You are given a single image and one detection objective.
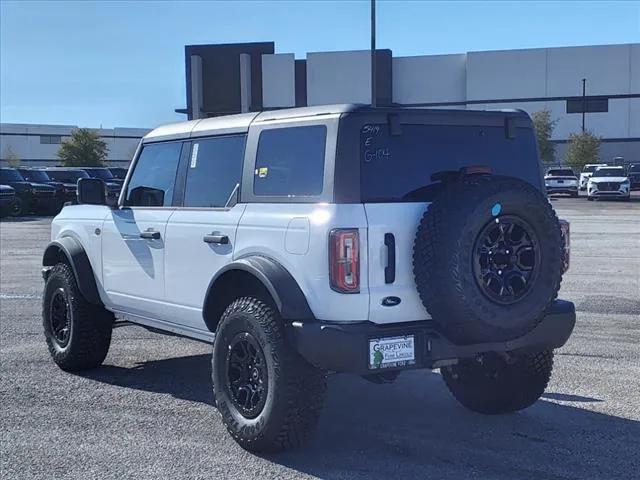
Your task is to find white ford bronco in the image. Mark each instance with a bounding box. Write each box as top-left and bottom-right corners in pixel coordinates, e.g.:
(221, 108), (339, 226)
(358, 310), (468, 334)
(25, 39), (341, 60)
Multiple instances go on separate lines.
(42, 105), (575, 452)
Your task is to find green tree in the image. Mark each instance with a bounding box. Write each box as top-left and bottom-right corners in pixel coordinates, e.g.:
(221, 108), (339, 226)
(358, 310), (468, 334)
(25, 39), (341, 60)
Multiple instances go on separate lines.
(531, 109), (557, 164)
(3, 145), (21, 167)
(57, 128), (108, 167)
(565, 130), (601, 171)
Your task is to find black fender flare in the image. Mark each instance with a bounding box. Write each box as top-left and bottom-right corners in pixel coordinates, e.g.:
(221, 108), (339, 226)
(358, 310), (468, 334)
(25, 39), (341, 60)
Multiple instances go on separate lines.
(42, 237), (102, 305)
(203, 256), (315, 329)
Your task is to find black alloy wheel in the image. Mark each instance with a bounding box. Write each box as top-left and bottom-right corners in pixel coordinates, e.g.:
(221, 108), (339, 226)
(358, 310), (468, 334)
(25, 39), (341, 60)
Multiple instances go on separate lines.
(49, 287), (71, 347)
(226, 332), (268, 419)
(473, 215), (540, 305)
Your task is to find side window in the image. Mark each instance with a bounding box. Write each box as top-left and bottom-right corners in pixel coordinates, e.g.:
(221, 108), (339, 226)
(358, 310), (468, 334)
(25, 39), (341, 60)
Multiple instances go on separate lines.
(125, 142), (182, 207)
(254, 125), (326, 196)
(183, 136), (245, 208)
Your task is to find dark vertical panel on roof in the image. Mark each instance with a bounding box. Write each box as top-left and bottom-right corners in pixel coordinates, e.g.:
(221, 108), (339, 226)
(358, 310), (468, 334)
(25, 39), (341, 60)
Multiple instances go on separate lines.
(375, 49), (393, 107)
(295, 60), (308, 107)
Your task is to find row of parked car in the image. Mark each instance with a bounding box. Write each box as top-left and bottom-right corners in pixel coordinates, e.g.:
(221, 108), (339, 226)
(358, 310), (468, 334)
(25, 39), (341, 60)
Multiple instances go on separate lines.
(544, 163), (639, 201)
(0, 166), (127, 217)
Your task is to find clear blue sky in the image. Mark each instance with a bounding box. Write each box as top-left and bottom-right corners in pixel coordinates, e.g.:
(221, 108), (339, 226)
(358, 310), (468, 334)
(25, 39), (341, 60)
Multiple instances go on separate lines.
(1, 0), (639, 128)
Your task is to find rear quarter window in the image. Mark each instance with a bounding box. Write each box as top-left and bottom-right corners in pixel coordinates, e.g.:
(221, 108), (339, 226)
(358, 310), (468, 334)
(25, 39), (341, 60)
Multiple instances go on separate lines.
(360, 123), (541, 202)
(254, 125), (326, 197)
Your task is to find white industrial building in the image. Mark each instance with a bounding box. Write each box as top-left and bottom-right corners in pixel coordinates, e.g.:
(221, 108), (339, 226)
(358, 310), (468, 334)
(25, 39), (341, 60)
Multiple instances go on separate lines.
(0, 124), (149, 167)
(2, 42), (637, 167)
(182, 42), (639, 163)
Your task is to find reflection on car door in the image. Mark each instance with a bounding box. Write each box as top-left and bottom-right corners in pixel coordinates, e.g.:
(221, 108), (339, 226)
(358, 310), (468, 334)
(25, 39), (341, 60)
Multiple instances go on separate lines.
(101, 140), (184, 320)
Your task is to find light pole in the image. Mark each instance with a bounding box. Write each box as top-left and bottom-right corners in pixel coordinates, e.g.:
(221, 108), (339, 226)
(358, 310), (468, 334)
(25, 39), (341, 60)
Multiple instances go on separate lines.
(581, 78), (586, 132)
(371, 0), (377, 108)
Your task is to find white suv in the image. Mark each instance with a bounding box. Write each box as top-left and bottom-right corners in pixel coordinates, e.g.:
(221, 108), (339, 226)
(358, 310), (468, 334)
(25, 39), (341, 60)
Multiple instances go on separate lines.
(41, 105), (575, 452)
(586, 166), (631, 201)
(579, 163), (608, 190)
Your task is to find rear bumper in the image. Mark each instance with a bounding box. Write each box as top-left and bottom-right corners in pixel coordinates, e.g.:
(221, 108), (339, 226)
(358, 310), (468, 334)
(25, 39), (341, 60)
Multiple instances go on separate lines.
(546, 186), (578, 195)
(287, 300), (576, 374)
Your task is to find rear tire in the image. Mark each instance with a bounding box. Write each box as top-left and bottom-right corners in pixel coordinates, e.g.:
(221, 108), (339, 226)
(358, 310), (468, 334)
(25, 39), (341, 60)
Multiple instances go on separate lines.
(212, 297), (326, 452)
(441, 350), (553, 414)
(42, 263), (113, 371)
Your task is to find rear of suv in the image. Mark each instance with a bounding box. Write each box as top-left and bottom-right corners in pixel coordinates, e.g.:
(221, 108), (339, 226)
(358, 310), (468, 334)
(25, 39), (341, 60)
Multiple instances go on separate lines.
(41, 105), (575, 452)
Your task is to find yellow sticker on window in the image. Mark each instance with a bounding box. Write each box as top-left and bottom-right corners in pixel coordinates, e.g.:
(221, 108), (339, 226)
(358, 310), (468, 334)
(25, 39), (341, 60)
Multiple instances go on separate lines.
(258, 167), (268, 178)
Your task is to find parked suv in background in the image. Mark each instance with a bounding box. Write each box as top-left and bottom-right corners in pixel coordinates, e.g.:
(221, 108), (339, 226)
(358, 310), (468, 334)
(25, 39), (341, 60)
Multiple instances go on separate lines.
(0, 184), (17, 217)
(18, 168), (69, 209)
(43, 168), (87, 204)
(587, 166), (631, 201)
(544, 168), (578, 197)
(107, 167), (128, 181)
(0, 168), (58, 216)
(41, 105), (575, 452)
(579, 163), (608, 190)
(627, 164), (640, 190)
(79, 167), (122, 204)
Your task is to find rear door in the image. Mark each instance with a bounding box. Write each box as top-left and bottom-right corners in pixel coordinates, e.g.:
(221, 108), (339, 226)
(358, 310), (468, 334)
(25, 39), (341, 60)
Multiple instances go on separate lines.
(101, 140), (184, 320)
(360, 120), (540, 323)
(163, 135), (247, 330)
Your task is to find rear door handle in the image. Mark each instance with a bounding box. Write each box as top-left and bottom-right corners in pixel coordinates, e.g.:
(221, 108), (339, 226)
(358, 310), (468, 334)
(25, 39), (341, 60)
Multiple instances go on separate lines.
(203, 233), (229, 245)
(384, 233), (396, 284)
(139, 229), (160, 240)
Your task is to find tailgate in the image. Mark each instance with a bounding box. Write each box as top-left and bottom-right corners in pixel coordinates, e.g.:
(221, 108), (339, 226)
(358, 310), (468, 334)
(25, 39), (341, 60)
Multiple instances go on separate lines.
(364, 203), (430, 324)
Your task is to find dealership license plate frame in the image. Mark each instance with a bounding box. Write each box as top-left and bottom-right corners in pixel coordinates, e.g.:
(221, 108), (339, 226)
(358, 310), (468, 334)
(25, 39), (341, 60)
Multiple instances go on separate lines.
(368, 335), (416, 370)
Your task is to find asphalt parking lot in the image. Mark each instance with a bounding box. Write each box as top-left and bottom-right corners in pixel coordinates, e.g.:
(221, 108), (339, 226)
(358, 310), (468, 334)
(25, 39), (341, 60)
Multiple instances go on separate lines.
(1, 193), (639, 480)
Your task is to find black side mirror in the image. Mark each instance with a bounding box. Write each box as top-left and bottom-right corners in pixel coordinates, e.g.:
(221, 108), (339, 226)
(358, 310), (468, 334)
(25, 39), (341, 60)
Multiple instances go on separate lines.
(77, 178), (106, 205)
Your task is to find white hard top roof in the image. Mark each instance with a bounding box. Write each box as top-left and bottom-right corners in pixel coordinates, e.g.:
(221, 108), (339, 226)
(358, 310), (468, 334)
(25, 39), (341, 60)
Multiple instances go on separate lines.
(143, 104), (362, 143)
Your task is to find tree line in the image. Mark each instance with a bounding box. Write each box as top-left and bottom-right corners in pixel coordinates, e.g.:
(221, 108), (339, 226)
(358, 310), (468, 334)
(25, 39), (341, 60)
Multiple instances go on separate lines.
(532, 109), (601, 170)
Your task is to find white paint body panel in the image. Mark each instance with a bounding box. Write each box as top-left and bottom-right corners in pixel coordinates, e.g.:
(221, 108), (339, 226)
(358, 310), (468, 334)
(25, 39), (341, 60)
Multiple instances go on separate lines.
(50, 204), (112, 302)
(163, 204), (247, 330)
(235, 203), (370, 322)
(364, 203), (431, 323)
(101, 208), (175, 320)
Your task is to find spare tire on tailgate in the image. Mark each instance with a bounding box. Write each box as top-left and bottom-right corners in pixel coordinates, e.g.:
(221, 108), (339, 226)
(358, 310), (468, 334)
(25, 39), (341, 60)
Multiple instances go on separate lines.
(413, 174), (563, 345)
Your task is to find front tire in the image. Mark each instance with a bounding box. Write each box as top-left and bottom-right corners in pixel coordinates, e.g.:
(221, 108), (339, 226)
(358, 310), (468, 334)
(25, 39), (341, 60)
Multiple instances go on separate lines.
(441, 350), (553, 414)
(11, 197), (24, 216)
(212, 297), (326, 452)
(42, 263), (113, 371)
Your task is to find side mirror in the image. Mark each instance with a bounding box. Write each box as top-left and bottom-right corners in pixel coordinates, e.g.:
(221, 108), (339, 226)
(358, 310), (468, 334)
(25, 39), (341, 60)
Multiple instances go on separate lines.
(77, 178), (107, 205)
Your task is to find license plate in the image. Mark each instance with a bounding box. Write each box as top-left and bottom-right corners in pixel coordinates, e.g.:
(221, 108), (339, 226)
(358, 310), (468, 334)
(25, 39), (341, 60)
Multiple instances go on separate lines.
(557, 180), (564, 183)
(369, 335), (415, 370)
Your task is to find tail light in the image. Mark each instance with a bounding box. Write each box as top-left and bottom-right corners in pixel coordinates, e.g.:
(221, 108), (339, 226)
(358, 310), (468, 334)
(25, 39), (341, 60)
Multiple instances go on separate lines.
(559, 219), (570, 273)
(329, 229), (360, 293)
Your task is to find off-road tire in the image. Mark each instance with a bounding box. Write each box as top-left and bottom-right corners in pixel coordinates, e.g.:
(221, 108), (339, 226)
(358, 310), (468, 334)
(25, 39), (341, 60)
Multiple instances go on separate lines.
(43, 263), (113, 371)
(11, 197), (24, 216)
(413, 175), (564, 344)
(212, 297), (327, 453)
(441, 350), (554, 414)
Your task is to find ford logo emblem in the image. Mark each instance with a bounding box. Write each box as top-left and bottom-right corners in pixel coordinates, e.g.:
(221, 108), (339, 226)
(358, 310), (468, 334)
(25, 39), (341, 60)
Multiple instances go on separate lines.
(381, 296), (401, 307)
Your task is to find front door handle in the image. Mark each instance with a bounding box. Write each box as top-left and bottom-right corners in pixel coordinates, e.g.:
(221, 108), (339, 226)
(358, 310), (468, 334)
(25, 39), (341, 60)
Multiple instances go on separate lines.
(203, 233), (229, 245)
(140, 229), (160, 240)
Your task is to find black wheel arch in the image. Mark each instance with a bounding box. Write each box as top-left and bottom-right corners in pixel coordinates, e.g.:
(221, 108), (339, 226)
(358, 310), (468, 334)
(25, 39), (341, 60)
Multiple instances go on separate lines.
(43, 237), (102, 305)
(202, 256), (314, 333)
